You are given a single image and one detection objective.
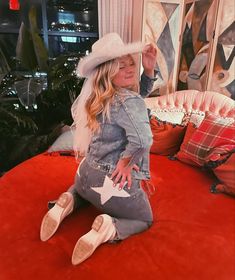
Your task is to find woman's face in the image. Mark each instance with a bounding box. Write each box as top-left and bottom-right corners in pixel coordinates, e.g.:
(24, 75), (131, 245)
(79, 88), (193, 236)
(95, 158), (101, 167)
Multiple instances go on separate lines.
(112, 55), (137, 88)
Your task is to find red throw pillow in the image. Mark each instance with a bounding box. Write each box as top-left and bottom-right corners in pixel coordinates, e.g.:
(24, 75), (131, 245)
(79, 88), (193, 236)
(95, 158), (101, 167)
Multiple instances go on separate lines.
(150, 117), (186, 156)
(213, 153), (235, 196)
(176, 112), (235, 166)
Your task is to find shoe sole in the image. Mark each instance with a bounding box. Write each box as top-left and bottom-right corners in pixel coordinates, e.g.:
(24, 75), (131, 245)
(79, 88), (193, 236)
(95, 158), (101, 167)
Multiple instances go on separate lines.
(40, 193), (73, 241)
(71, 215), (104, 265)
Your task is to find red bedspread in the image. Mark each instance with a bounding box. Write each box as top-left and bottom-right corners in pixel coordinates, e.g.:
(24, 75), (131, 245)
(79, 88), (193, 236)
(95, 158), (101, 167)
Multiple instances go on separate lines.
(0, 153), (234, 280)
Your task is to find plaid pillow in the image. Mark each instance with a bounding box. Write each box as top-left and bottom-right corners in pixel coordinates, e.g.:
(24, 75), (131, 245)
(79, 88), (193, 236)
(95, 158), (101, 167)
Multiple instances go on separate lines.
(177, 112), (235, 166)
(176, 113), (205, 166)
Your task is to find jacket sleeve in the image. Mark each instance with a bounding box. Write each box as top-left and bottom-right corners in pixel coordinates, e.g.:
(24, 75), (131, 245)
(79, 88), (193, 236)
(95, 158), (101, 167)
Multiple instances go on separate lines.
(139, 72), (157, 98)
(116, 96), (153, 165)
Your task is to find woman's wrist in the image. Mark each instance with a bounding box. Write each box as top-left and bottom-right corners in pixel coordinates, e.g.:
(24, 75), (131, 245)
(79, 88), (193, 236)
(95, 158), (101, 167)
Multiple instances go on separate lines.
(143, 69), (154, 78)
(119, 157), (131, 167)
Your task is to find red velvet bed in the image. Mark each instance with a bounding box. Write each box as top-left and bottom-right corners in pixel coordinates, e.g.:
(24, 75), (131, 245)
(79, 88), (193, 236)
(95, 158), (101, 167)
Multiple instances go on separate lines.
(0, 91), (234, 280)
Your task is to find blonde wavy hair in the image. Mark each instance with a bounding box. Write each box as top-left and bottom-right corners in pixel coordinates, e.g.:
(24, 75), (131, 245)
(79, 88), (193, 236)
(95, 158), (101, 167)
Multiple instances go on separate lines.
(85, 55), (138, 132)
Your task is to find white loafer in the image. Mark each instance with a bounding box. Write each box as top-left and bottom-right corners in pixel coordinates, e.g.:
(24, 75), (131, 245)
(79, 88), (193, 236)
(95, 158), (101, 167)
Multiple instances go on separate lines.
(71, 214), (116, 265)
(40, 192), (74, 241)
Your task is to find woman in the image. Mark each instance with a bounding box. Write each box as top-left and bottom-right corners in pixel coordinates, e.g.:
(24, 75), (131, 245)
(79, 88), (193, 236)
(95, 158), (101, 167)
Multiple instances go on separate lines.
(40, 33), (157, 265)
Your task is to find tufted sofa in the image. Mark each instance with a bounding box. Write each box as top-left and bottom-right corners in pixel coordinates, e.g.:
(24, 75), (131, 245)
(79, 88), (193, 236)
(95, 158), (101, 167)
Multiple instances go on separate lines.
(0, 90), (234, 280)
(145, 89), (235, 194)
(145, 90), (234, 118)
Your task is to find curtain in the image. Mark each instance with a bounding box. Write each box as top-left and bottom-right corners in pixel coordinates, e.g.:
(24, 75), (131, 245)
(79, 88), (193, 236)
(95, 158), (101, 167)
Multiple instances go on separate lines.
(98, 0), (142, 43)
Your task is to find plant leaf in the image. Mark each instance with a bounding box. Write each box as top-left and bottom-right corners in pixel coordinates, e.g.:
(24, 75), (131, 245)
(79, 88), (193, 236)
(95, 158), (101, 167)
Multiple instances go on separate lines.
(14, 78), (44, 107)
(0, 106), (38, 131)
(16, 22), (38, 71)
(0, 47), (11, 83)
(29, 6), (48, 72)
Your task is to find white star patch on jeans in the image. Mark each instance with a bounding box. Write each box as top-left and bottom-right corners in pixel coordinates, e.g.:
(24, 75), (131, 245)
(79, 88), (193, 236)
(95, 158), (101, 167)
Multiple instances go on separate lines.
(91, 175), (130, 205)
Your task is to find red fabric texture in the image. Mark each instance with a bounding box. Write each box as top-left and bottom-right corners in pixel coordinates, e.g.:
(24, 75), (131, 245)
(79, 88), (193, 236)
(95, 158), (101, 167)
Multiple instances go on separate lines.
(213, 153), (235, 196)
(150, 117), (186, 155)
(176, 122), (198, 166)
(177, 113), (235, 166)
(0, 153), (234, 280)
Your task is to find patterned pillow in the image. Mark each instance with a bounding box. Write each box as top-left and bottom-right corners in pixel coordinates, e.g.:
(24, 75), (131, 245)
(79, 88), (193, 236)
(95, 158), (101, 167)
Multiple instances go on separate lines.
(176, 112), (235, 166)
(150, 109), (186, 125)
(150, 117), (186, 156)
(176, 113), (205, 165)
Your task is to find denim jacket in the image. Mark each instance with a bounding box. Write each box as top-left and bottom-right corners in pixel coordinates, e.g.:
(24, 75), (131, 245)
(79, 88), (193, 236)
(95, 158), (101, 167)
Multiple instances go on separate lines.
(86, 73), (155, 180)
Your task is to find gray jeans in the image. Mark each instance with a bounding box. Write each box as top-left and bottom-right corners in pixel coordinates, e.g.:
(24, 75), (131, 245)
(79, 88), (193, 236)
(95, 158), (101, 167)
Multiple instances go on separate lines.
(68, 158), (153, 241)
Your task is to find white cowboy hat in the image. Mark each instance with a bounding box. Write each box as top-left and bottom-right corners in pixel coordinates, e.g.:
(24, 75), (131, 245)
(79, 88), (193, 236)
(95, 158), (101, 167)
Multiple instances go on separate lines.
(77, 32), (145, 78)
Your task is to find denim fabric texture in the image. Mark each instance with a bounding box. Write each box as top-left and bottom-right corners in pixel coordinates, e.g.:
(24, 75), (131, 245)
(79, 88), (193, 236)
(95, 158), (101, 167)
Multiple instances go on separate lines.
(69, 73), (155, 240)
(74, 158), (153, 240)
(86, 73), (154, 180)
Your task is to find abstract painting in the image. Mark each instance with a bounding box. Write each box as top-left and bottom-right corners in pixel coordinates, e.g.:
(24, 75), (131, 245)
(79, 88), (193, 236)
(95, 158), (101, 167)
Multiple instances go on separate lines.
(142, 0), (182, 95)
(177, 0), (217, 91)
(208, 0), (235, 99)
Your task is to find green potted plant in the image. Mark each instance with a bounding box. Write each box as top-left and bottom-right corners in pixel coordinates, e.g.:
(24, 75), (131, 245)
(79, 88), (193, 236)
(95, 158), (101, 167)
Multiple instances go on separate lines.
(0, 6), (84, 174)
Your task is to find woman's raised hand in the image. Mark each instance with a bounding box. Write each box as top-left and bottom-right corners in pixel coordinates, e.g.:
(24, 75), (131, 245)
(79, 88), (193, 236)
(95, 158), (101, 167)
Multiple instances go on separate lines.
(142, 43), (157, 78)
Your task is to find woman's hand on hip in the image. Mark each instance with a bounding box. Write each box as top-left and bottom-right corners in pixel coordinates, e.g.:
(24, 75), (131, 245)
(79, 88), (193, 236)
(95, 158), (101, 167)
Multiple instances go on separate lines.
(110, 157), (139, 189)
